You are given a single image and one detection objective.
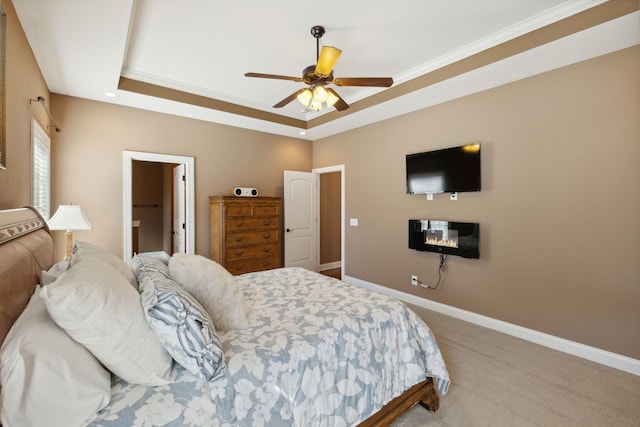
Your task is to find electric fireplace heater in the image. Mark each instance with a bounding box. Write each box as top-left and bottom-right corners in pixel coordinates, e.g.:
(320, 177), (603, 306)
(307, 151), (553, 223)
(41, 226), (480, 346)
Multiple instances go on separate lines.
(409, 219), (479, 259)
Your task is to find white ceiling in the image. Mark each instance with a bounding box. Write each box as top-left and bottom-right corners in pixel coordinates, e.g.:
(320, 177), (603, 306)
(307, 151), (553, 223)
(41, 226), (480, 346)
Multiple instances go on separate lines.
(12, 0), (640, 140)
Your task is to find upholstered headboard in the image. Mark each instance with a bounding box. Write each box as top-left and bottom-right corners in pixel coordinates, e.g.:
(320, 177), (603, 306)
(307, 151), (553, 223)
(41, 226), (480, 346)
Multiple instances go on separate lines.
(0, 207), (54, 346)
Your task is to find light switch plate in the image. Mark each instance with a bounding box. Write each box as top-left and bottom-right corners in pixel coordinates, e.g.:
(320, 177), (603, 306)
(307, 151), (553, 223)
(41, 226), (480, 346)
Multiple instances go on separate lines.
(350, 218), (359, 227)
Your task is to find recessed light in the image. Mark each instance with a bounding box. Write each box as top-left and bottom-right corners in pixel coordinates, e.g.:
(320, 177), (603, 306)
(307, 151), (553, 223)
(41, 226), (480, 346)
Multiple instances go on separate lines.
(105, 92), (117, 97)
(299, 131), (307, 135)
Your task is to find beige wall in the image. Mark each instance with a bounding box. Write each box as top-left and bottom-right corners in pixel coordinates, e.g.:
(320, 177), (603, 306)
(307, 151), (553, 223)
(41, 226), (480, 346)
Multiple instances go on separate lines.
(48, 95), (311, 259)
(313, 45), (640, 359)
(0, 0), (50, 208)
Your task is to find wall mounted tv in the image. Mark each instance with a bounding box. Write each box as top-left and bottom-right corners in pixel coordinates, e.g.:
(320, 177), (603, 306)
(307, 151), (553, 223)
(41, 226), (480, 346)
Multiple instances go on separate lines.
(406, 143), (481, 194)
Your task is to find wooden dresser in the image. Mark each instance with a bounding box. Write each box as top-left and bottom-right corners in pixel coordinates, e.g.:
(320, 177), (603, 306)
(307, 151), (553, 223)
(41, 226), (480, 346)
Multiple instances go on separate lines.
(209, 196), (283, 274)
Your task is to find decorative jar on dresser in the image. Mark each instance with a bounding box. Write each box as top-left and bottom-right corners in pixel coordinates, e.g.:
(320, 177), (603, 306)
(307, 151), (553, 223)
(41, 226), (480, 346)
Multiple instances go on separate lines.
(209, 196), (283, 274)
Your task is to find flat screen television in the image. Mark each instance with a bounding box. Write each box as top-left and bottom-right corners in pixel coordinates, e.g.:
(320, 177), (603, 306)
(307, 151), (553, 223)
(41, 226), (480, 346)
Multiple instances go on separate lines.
(406, 143), (481, 194)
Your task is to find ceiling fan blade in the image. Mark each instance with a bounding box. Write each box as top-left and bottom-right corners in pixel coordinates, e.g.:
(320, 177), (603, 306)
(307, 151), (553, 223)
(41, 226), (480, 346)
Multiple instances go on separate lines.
(273, 90), (304, 108)
(315, 46), (342, 77)
(326, 88), (349, 111)
(333, 77), (393, 87)
(245, 72), (303, 83)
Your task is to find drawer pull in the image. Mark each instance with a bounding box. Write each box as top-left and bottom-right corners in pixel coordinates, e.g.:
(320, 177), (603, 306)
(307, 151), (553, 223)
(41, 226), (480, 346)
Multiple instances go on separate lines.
(263, 260), (272, 266)
(262, 220), (271, 226)
(234, 236), (245, 242)
(261, 247), (271, 253)
(234, 249), (245, 256)
(233, 264), (244, 271)
(234, 221), (245, 227)
(262, 233), (271, 239)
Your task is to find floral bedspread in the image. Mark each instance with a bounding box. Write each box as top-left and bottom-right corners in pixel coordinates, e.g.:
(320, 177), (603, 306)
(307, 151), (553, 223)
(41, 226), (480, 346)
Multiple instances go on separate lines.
(90, 267), (449, 427)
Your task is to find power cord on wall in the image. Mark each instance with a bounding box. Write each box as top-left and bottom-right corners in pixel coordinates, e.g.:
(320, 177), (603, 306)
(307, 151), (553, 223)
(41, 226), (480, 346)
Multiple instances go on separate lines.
(417, 253), (448, 290)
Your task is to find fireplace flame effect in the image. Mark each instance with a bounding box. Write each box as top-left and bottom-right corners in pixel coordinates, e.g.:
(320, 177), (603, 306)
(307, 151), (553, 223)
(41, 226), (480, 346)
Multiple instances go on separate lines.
(425, 237), (458, 248)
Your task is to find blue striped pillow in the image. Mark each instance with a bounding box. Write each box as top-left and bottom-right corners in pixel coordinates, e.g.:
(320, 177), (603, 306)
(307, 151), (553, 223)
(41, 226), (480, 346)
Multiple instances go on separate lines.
(131, 253), (170, 279)
(139, 270), (226, 381)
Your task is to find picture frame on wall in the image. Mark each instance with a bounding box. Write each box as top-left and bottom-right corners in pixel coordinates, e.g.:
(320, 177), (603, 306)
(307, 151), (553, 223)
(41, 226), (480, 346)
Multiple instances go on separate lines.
(0, 5), (6, 170)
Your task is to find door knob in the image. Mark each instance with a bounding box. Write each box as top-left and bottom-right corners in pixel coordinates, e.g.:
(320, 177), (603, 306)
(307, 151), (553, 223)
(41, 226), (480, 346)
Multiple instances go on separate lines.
(286, 228), (293, 232)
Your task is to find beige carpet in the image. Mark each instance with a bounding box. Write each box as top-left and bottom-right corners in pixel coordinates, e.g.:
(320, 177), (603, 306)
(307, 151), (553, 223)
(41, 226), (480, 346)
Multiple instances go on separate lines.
(389, 304), (640, 426)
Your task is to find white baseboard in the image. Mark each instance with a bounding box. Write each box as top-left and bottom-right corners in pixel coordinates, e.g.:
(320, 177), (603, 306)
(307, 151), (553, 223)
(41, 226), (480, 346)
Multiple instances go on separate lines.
(343, 274), (640, 376)
(320, 261), (341, 271)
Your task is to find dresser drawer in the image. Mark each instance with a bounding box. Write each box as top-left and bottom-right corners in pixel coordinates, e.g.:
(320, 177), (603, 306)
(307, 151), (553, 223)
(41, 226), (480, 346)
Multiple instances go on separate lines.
(226, 256), (280, 275)
(226, 230), (279, 246)
(226, 204), (279, 217)
(226, 243), (278, 260)
(225, 216), (279, 231)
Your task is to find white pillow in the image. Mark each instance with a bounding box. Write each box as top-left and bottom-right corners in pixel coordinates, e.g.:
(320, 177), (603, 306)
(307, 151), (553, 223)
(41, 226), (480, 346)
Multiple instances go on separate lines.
(40, 259), (70, 285)
(1, 287), (111, 427)
(41, 257), (172, 386)
(72, 240), (138, 289)
(169, 254), (249, 331)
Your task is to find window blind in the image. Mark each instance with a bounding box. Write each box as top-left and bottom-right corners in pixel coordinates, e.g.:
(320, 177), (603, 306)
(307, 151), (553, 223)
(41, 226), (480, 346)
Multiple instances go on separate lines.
(32, 120), (51, 220)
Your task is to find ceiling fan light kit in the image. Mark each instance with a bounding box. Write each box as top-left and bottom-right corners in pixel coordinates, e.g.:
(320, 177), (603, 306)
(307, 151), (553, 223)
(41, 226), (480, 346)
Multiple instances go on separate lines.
(245, 25), (393, 112)
(297, 85), (339, 111)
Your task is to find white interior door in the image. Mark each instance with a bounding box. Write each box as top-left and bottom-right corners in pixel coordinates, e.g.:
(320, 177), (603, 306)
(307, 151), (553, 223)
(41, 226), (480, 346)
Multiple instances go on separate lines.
(172, 164), (186, 254)
(284, 170), (318, 271)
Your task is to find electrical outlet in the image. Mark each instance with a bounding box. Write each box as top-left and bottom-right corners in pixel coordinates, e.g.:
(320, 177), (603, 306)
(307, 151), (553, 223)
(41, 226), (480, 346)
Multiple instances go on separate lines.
(411, 275), (418, 286)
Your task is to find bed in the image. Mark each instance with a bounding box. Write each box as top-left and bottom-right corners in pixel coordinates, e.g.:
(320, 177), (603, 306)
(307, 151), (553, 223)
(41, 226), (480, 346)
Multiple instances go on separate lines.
(0, 207), (449, 427)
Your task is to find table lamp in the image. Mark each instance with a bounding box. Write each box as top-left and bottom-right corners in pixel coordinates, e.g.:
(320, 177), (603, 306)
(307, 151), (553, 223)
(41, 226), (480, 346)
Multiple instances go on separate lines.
(47, 204), (92, 259)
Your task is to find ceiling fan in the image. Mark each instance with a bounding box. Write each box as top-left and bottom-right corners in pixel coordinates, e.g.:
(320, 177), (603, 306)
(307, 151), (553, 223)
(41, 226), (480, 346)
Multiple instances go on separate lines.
(245, 25), (393, 112)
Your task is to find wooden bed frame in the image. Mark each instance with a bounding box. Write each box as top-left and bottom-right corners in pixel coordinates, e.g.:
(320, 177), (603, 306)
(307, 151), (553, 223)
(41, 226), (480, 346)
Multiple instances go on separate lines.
(357, 377), (439, 426)
(0, 207), (439, 426)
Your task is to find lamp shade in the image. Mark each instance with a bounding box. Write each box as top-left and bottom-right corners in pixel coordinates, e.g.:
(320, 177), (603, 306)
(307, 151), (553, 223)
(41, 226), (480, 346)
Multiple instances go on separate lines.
(296, 88), (313, 106)
(313, 85), (328, 103)
(315, 46), (342, 77)
(326, 90), (339, 107)
(48, 205), (92, 231)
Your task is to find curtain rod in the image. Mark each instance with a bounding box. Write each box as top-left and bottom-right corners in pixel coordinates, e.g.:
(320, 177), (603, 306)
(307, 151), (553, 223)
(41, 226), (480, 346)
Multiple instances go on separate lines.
(29, 96), (61, 132)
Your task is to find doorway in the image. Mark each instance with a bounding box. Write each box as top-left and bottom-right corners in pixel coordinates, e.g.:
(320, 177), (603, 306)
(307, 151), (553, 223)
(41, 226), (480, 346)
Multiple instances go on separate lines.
(283, 165), (344, 276)
(123, 151), (195, 261)
(319, 171), (342, 275)
(316, 165), (344, 278)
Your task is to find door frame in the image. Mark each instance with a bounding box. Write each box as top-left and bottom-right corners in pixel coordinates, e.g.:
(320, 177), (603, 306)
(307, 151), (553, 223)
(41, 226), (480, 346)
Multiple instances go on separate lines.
(172, 163), (186, 254)
(312, 164), (345, 274)
(123, 151), (195, 261)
